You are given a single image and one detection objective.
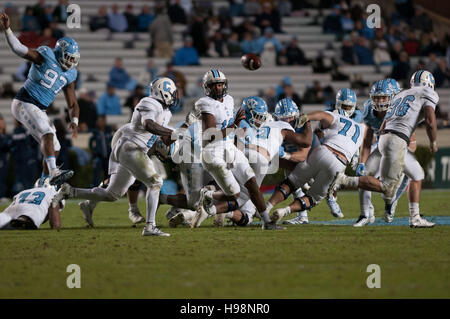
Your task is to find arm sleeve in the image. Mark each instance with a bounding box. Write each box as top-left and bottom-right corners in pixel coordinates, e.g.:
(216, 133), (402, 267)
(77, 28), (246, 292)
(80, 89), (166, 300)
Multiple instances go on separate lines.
(4, 28), (28, 57)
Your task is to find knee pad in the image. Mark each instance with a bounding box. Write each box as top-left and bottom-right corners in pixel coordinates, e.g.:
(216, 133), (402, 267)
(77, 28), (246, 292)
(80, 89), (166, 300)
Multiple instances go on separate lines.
(298, 194), (316, 211)
(275, 178), (295, 200)
(227, 200), (239, 212)
(96, 187), (120, 201)
(148, 174), (163, 190)
(128, 180), (142, 191)
(381, 178), (402, 201)
(234, 211), (249, 226)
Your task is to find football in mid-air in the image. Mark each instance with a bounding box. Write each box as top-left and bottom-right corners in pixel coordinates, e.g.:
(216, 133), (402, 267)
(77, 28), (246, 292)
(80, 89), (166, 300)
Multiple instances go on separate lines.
(241, 53), (261, 71)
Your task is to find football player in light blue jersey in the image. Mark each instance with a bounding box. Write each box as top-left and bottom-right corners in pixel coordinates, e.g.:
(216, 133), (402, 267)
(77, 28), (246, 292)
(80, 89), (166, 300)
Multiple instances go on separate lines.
(1, 12), (80, 187)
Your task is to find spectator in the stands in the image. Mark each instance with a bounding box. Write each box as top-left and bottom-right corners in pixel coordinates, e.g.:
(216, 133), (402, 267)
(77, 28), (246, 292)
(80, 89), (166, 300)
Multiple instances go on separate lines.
(227, 32), (242, 57)
(303, 80), (326, 104)
(38, 27), (56, 48)
(419, 33), (444, 56)
(256, 27), (282, 54)
(209, 30), (226, 57)
(188, 77), (204, 98)
(340, 35), (356, 64)
(108, 57), (137, 91)
(124, 4), (138, 32)
(49, 21), (64, 40)
(52, 0), (68, 23)
(278, 84), (302, 107)
(162, 62), (188, 96)
(275, 76), (291, 100)
(173, 36), (200, 66)
(240, 31), (259, 54)
(426, 53), (439, 73)
(229, 0), (245, 17)
(312, 51), (332, 73)
(373, 41), (392, 67)
(411, 5), (433, 33)
(261, 41), (277, 66)
(124, 85), (146, 114)
(323, 4), (342, 34)
(340, 10), (354, 34)
(90, 6), (109, 32)
(168, 0), (187, 24)
(13, 62), (31, 82)
(433, 59), (450, 88)
(354, 36), (374, 65)
(390, 40), (403, 62)
(403, 30), (420, 56)
(354, 18), (374, 40)
(0, 115), (11, 199)
(276, 47), (289, 66)
(149, 4), (173, 58)
(390, 51), (410, 82)
(97, 83), (122, 115)
(255, 2), (281, 34)
(138, 5), (155, 32)
(108, 4), (128, 33)
(285, 36), (308, 65)
(37, 4), (55, 30)
(78, 89), (98, 131)
(244, 0), (262, 16)
(278, 0), (292, 17)
(189, 14), (208, 57)
(90, 116), (113, 187)
(385, 24), (405, 46)
(0, 83), (17, 99)
(139, 59), (159, 86)
(4, 2), (22, 31)
(261, 87), (277, 113)
(22, 6), (40, 32)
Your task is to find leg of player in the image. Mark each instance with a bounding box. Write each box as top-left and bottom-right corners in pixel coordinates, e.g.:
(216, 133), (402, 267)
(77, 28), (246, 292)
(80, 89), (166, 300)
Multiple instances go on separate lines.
(326, 192), (344, 218)
(383, 174), (409, 223)
(271, 196), (311, 224)
(283, 188), (309, 225)
(0, 212), (12, 229)
(354, 189), (376, 227)
(408, 180), (435, 228)
(127, 181), (145, 225)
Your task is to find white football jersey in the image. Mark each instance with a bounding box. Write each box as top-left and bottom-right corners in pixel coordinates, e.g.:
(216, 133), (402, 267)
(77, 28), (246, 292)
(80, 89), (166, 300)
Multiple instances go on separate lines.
(384, 86), (439, 138)
(321, 111), (365, 162)
(4, 187), (58, 228)
(246, 121), (294, 160)
(120, 97), (172, 152)
(196, 95), (235, 131)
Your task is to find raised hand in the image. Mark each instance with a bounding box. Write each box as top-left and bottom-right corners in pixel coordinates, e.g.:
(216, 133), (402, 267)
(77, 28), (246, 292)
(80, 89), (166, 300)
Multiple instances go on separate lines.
(0, 12), (10, 31)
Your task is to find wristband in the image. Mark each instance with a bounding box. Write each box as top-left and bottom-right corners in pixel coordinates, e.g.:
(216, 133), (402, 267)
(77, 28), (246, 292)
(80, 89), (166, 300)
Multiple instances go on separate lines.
(431, 141), (437, 148)
(5, 28), (12, 36)
(71, 117), (79, 126)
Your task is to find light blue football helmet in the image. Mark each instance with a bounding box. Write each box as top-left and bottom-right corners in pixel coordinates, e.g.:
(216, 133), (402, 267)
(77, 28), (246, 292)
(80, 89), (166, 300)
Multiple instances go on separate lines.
(274, 98), (300, 127)
(53, 37), (80, 71)
(370, 79), (394, 112)
(385, 78), (401, 95)
(336, 88), (357, 117)
(242, 96), (268, 128)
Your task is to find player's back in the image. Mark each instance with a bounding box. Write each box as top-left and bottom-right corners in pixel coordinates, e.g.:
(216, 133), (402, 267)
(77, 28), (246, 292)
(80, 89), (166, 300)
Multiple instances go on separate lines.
(384, 86), (439, 139)
(322, 111), (365, 162)
(20, 46), (77, 108)
(122, 97), (172, 151)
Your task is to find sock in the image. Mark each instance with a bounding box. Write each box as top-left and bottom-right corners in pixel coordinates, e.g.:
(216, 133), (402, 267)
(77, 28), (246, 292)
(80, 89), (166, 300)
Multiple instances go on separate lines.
(346, 176), (359, 188)
(41, 172), (49, 179)
(159, 194), (168, 204)
(260, 208), (271, 223)
(145, 187), (160, 226)
(285, 206), (291, 214)
(299, 210), (308, 218)
(409, 202), (419, 217)
(129, 202), (139, 212)
(359, 189), (371, 218)
(266, 202), (273, 213)
(225, 212), (233, 219)
(45, 156), (57, 174)
(208, 205), (217, 215)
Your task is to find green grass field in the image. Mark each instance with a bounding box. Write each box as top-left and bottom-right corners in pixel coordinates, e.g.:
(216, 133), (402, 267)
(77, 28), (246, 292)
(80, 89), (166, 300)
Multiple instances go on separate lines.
(1, 190), (449, 299)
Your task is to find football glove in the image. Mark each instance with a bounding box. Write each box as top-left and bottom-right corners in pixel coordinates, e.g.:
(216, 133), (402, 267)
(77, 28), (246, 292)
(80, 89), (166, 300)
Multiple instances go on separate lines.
(296, 114), (309, 129)
(356, 163), (366, 176)
(279, 146), (291, 160)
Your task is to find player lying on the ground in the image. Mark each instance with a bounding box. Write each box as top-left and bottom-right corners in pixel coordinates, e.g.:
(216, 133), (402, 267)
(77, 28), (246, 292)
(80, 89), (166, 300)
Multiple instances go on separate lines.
(328, 70), (438, 228)
(0, 180), (64, 230)
(1, 13), (79, 187)
(58, 77), (184, 237)
(189, 96), (312, 228)
(266, 106), (365, 223)
(353, 79), (422, 226)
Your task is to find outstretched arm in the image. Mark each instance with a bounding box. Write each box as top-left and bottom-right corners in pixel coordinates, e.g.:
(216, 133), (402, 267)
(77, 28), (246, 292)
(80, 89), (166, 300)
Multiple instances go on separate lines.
(63, 82), (79, 138)
(48, 205), (61, 230)
(1, 13), (43, 64)
(424, 105), (437, 153)
(297, 111), (335, 129)
(359, 125), (374, 164)
(282, 122), (312, 148)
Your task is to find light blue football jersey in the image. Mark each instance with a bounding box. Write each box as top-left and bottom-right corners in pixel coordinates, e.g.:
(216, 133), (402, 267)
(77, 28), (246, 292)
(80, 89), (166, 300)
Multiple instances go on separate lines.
(23, 46), (77, 108)
(362, 99), (384, 140)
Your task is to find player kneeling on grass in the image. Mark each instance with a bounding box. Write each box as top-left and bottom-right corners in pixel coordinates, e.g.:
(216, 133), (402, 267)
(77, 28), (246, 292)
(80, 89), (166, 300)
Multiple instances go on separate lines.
(57, 77), (184, 237)
(0, 180), (64, 230)
(267, 109), (365, 224)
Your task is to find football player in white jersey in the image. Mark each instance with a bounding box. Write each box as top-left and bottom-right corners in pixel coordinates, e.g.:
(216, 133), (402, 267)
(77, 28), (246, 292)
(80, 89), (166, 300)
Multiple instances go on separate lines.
(268, 109), (365, 223)
(192, 96), (312, 227)
(0, 181), (64, 230)
(58, 77), (184, 236)
(193, 70), (277, 230)
(329, 70), (438, 228)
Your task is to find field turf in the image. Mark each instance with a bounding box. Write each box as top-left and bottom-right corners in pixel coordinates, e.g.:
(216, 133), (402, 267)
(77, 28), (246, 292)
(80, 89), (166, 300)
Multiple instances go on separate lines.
(0, 190), (449, 299)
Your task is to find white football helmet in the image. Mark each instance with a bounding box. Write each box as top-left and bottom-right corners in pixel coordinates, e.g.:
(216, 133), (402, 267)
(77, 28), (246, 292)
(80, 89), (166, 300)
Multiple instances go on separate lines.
(410, 70), (435, 90)
(150, 77), (178, 108)
(202, 69), (228, 99)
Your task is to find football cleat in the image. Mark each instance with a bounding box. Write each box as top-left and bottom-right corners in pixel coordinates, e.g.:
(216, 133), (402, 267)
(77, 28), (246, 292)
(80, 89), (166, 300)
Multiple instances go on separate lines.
(79, 200), (95, 227)
(142, 224), (170, 236)
(353, 216), (370, 227)
(49, 169), (74, 187)
(191, 205), (209, 228)
(271, 207), (290, 224)
(327, 172), (346, 197)
(327, 195), (344, 218)
(282, 215), (309, 225)
(164, 207), (180, 220)
(409, 215), (435, 228)
(128, 209), (145, 224)
(262, 221), (286, 230)
(168, 212), (187, 228)
(197, 187), (214, 216)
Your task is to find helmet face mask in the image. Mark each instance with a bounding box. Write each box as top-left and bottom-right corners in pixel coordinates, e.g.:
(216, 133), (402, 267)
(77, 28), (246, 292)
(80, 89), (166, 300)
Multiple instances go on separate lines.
(150, 77), (179, 109)
(336, 88), (357, 118)
(203, 69), (228, 99)
(54, 37), (80, 71)
(370, 80), (394, 112)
